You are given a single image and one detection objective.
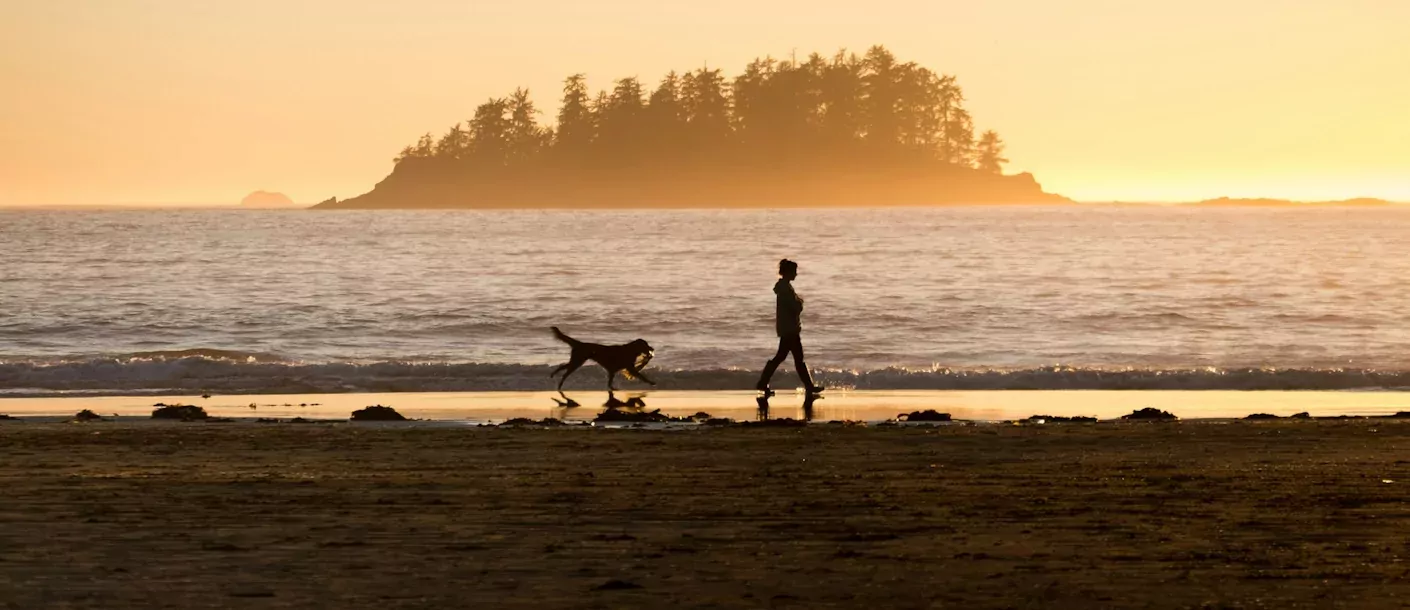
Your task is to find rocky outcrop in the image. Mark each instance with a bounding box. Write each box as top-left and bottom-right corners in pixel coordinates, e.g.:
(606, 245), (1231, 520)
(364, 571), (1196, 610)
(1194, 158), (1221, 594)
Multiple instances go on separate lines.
(316, 161), (1068, 210)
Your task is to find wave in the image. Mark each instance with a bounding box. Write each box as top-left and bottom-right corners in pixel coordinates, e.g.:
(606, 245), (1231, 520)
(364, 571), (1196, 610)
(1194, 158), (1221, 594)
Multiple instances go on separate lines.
(119, 348), (291, 363)
(5, 355), (1410, 396)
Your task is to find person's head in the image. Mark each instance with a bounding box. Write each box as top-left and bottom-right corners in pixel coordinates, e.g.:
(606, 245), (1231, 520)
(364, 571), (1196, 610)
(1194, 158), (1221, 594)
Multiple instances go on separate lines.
(778, 259), (798, 281)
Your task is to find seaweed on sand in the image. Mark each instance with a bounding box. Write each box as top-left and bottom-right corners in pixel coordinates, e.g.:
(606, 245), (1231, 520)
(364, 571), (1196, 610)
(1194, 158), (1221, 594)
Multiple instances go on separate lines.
(1121, 408), (1178, 421)
(151, 404), (208, 421)
(351, 405), (407, 421)
(1022, 415), (1097, 424)
(743, 418), (807, 427)
(499, 418), (569, 427)
(898, 410), (952, 422)
(593, 409), (706, 424)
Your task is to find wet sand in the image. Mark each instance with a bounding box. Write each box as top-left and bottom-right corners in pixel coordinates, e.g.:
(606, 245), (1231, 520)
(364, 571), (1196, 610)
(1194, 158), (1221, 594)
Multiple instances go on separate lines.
(7, 388), (1410, 422)
(2, 421), (1409, 608)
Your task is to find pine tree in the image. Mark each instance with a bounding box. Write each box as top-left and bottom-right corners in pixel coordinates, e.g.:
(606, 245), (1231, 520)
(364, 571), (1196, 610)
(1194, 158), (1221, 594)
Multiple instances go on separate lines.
(467, 98), (511, 165)
(435, 123), (469, 158)
(555, 74), (593, 152)
(862, 46), (901, 146)
(975, 130), (1008, 173)
(507, 89), (545, 163)
(681, 68), (731, 151)
(819, 50), (865, 146)
(412, 133), (435, 158)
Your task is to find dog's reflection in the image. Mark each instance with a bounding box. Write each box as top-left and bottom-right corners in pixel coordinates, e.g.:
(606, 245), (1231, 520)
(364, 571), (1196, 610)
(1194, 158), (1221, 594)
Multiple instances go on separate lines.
(551, 392), (581, 408)
(552, 391), (648, 410)
(604, 391), (648, 409)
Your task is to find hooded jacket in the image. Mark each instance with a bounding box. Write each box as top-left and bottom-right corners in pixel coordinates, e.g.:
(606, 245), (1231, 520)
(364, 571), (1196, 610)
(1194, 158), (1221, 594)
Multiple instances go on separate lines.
(775, 279), (803, 336)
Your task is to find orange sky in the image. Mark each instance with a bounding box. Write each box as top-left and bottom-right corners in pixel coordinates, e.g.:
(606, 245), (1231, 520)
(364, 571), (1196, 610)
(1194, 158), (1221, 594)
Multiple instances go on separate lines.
(2, 0), (1407, 205)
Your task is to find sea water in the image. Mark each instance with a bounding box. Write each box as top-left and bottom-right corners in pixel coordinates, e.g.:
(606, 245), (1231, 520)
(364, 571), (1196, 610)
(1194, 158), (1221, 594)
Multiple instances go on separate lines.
(2, 206), (1409, 396)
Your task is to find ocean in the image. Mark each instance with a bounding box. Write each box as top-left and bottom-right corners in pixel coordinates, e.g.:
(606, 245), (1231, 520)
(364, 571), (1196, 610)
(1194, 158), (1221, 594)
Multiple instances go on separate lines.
(2, 206), (1409, 396)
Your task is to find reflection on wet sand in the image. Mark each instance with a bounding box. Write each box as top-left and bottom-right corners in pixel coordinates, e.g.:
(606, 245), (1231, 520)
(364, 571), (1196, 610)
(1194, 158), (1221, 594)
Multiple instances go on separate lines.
(5, 389), (1410, 423)
(755, 392), (822, 422)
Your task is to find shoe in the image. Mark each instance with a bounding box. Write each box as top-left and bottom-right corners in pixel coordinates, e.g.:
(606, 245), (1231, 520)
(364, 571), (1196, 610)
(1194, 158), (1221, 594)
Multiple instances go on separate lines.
(804, 385), (825, 394)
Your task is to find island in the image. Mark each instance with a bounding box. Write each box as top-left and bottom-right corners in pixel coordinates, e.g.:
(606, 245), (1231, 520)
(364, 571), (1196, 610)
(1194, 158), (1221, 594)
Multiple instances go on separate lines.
(316, 46), (1067, 209)
(240, 191), (297, 208)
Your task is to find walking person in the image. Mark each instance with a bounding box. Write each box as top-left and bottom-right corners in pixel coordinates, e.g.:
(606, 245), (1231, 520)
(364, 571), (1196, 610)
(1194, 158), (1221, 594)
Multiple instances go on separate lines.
(757, 259), (824, 395)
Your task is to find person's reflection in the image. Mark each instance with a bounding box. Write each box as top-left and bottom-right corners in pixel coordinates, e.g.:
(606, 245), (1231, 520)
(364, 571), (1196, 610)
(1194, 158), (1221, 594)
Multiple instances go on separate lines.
(755, 392), (820, 422)
(803, 392), (818, 422)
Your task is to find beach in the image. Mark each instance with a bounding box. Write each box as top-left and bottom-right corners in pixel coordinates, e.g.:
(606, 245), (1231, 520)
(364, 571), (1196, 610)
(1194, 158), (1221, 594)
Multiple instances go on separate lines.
(3, 420), (1408, 608)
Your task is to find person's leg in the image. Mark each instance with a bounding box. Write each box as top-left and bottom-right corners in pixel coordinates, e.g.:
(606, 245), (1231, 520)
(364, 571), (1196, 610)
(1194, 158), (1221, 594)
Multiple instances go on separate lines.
(788, 335), (819, 391)
(757, 337), (790, 390)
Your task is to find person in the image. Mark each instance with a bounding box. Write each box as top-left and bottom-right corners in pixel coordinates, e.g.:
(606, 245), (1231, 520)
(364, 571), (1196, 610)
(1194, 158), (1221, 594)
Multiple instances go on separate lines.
(757, 259), (823, 394)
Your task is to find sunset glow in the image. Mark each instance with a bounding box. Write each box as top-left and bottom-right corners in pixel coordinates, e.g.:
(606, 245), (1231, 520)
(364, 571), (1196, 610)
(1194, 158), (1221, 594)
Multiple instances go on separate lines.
(2, 0), (1406, 205)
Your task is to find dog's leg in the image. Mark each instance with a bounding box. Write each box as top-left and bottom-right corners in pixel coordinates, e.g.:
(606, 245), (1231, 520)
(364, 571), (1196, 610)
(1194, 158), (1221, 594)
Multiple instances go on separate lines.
(606, 369), (617, 392)
(549, 363), (569, 378)
(633, 370), (657, 386)
(557, 360), (584, 391)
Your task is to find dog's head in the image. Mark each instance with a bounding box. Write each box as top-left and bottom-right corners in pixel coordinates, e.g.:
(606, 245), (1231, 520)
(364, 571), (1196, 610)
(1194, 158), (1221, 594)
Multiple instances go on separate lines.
(629, 339), (654, 370)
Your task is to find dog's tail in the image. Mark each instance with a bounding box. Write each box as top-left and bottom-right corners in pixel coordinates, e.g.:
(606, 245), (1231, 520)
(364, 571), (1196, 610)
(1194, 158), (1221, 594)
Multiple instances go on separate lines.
(550, 326), (580, 346)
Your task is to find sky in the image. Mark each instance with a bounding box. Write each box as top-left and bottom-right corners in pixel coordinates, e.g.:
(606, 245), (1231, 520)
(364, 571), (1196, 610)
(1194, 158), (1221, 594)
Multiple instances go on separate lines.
(1, 0), (1407, 205)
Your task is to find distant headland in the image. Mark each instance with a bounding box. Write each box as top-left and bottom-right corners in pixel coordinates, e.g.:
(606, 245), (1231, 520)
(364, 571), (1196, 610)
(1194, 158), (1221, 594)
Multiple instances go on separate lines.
(1183, 197), (1398, 208)
(240, 191), (297, 208)
(316, 46), (1066, 210)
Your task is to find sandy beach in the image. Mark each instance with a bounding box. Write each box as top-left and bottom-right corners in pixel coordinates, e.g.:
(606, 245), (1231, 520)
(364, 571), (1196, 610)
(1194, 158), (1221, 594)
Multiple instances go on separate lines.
(3, 420), (1408, 608)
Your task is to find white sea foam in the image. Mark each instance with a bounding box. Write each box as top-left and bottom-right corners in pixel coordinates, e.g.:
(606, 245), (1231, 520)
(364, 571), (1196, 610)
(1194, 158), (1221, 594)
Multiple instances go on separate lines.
(3, 354), (1410, 397)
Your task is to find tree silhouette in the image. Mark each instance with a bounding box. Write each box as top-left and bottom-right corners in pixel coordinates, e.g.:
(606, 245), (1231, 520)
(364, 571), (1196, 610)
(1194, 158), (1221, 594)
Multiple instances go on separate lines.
(555, 74), (593, 158)
(645, 71), (686, 157)
(466, 98), (511, 166)
(975, 130), (1008, 174)
(680, 67), (731, 156)
(435, 123), (469, 159)
(818, 51), (865, 148)
(507, 88), (546, 164)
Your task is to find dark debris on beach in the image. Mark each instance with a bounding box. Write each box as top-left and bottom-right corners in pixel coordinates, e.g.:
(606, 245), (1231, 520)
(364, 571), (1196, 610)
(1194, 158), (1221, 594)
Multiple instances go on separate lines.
(897, 410), (952, 422)
(350, 405), (406, 421)
(151, 404), (209, 421)
(1121, 408), (1178, 421)
(1022, 414), (1098, 424)
(743, 418), (808, 428)
(592, 409), (712, 424)
(499, 418), (573, 427)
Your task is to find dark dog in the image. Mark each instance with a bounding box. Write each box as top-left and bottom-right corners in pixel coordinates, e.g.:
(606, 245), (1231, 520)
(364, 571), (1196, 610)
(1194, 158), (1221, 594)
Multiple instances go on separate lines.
(549, 327), (656, 392)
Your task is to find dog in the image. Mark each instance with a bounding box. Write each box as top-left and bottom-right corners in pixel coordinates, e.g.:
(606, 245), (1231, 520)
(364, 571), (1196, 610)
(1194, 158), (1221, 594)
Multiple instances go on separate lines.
(549, 327), (656, 392)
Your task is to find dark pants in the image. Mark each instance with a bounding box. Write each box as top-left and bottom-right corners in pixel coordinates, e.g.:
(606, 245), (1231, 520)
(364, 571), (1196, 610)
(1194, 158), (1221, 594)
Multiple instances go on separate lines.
(758, 334), (815, 389)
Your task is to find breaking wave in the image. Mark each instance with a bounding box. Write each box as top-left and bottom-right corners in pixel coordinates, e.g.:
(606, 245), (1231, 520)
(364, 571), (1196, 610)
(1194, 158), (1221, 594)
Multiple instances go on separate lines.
(4, 352), (1410, 396)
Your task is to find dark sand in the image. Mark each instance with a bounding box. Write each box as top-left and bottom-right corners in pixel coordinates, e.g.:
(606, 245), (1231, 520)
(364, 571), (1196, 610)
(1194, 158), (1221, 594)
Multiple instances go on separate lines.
(2, 421), (1408, 608)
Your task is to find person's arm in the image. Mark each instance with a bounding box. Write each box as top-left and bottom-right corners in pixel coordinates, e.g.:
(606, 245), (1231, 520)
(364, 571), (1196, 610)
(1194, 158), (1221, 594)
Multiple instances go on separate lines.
(781, 283), (803, 316)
